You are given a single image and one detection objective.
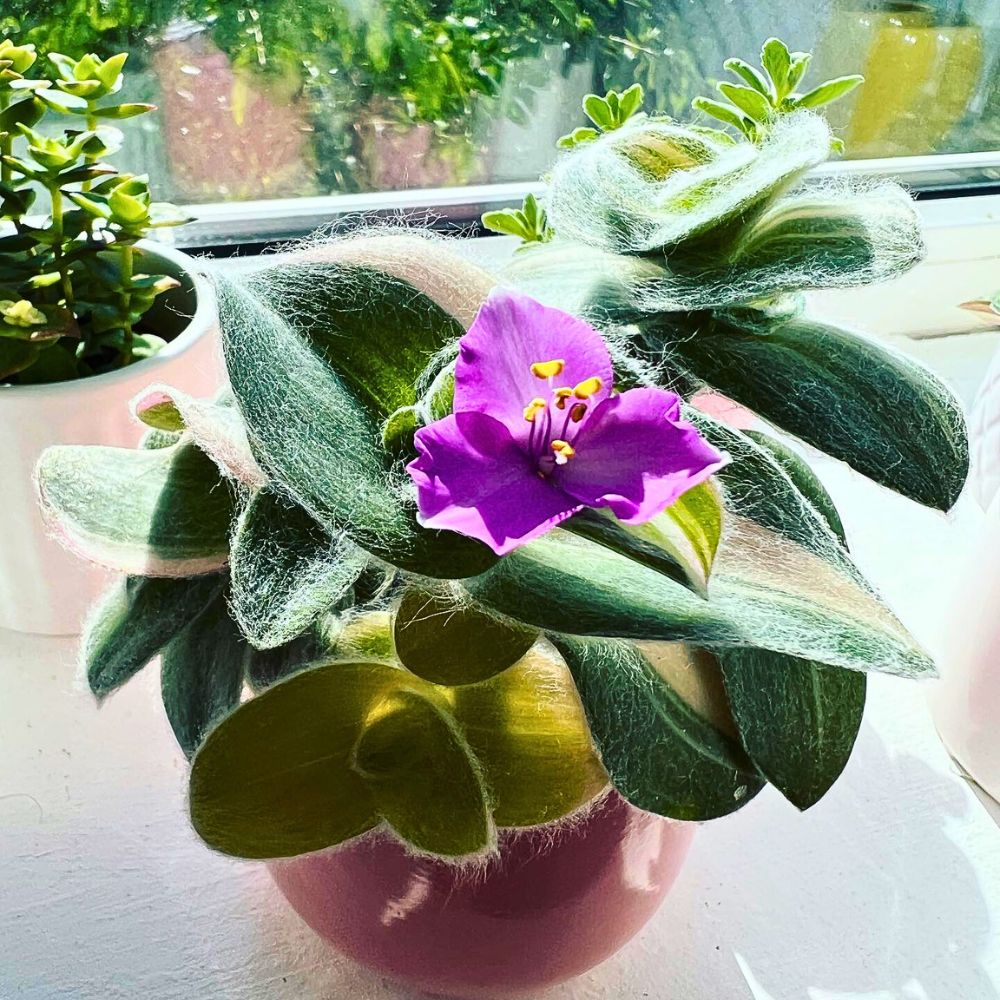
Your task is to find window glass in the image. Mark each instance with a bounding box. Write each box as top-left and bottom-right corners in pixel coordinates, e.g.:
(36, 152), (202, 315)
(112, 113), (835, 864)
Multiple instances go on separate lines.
(4, 1), (999, 211)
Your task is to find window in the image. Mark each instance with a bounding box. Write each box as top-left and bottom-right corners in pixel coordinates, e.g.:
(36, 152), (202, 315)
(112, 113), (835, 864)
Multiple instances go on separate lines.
(4, 1), (1000, 246)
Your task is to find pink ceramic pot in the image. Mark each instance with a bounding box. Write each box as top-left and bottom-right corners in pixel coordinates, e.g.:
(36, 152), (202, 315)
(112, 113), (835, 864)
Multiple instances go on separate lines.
(270, 792), (693, 998)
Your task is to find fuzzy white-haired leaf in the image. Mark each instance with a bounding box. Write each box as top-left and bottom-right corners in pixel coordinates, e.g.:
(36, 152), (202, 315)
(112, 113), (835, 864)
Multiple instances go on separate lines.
(552, 636), (763, 819)
(132, 384), (267, 487)
(230, 487), (368, 649)
(217, 272), (496, 578)
(36, 441), (233, 576)
(84, 573), (225, 699)
(465, 417), (933, 680)
(546, 110), (830, 257)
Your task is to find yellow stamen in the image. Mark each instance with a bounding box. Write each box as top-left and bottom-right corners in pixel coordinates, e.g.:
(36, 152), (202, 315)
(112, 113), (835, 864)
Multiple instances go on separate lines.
(523, 397), (547, 422)
(551, 439), (576, 465)
(553, 386), (573, 410)
(573, 376), (603, 399)
(569, 402), (588, 423)
(531, 359), (565, 379)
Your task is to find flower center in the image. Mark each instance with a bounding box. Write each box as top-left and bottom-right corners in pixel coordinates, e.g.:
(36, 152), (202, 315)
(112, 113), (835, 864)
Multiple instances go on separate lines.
(523, 361), (603, 473)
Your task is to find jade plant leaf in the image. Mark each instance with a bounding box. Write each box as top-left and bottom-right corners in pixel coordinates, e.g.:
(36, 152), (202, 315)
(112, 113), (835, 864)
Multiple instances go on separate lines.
(717, 646), (865, 809)
(352, 688), (494, 856)
(230, 488), (368, 649)
(131, 384), (266, 487)
(36, 441), (234, 576)
(393, 584), (539, 685)
(452, 644), (608, 826)
(84, 573), (226, 699)
(190, 659), (496, 859)
(217, 274), (496, 578)
(564, 478), (724, 598)
(551, 636), (762, 819)
(672, 313), (968, 511)
(161, 593), (248, 759)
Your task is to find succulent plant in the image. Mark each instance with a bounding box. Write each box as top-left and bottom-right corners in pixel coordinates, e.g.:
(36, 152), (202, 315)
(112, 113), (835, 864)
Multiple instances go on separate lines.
(0, 41), (189, 384)
(36, 40), (968, 864)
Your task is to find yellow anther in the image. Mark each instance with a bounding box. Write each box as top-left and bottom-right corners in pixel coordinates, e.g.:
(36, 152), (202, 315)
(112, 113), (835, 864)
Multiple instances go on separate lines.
(572, 376), (603, 399)
(523, 397), (547, 422)
(553, 386), (573, 409)
(569, 402), (588, 423)
(550, 439), (576, 465)
(531, 359), (565, 379)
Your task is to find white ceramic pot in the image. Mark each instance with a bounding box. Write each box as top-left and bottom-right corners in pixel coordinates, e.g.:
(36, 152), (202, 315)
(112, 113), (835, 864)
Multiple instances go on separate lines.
(932, 345), (1000, 806)
(0, 242), (222, 636)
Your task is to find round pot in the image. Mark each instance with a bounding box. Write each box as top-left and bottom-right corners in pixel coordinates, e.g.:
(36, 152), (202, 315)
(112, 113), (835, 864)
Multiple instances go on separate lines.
(269, 792), (693, 999)
(0, 242), (221, 636)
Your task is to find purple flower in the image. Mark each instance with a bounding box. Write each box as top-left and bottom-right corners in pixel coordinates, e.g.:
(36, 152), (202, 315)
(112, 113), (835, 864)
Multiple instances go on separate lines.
(406, 288), (726, 556)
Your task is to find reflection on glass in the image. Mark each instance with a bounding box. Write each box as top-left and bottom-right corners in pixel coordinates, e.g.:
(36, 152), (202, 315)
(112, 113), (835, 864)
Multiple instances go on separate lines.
(2, 0), (999, 204)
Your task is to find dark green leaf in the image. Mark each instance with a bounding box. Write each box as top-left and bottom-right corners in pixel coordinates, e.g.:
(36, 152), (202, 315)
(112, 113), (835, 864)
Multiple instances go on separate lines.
(230, 488), (368, 649)
(393, 584), (538, 685)
(672, 314), (969, 511)
(717, 647), (865, 809)
(552, 636), (763, 819)
(218, 274), (496, 577)
(85, 574), (225, 699)
(161, 593), (248, 758)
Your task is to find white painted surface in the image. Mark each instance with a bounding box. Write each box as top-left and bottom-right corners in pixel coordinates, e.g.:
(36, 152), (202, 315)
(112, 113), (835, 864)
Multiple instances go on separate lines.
(1, 332), (1000, 999)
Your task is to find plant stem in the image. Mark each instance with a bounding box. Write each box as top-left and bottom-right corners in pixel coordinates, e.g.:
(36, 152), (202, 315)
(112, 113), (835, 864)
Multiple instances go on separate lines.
(119, 242), (134, 365)
(82, 106), (98, 236)
(48, 184), (75, 308)
(0, 91), (11, 187)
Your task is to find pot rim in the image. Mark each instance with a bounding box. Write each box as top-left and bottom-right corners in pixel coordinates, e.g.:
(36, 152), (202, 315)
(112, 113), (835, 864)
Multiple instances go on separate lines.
(0, 240), (215, 401)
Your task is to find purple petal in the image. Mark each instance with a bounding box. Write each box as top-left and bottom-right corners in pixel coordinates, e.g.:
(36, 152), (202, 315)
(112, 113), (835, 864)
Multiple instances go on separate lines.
(454, 287), (613, 438)
(557, 387), (726, 523)
(407, 411), (583, 555)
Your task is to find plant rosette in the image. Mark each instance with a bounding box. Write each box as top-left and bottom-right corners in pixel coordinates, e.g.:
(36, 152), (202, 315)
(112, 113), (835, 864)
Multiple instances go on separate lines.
(35, 38), (969, 999)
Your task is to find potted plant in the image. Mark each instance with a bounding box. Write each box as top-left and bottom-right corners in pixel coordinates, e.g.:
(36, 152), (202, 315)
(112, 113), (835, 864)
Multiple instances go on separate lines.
(35, 39), (968, 998)
(0, 39), (218, 635)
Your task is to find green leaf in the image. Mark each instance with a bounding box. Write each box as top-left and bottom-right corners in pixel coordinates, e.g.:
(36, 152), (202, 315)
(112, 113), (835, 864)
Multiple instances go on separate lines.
(130, 385), (266, 486)
(617, 83), (645, 121)
(761, 37), (792, 97)
(552, 636), (763, 819)
(93, 102), (156, 120)
(583, 94), (615, 130)
(786, 52), (812, 93)
(190, 660), (496, 859)
(352, 687), (494, 856)
(565, 479), (724, 598)
(84, 574), (225, 699)
(481, 210), (530, 240)
(0, 338), (38, 378)
(36, 441), (234, 575)
(393, 584), (538, 685)
(717, 647), (865, 809)
(218, 274), (496, 578)
(671, 314), (969, 511)
(161, 593), (248, 759)
(230, 488), (368, 649)
(718, 82), (773, 123)
(746, 430), (846, 544)
(795, 75), (864, 110)
(451, 644), (608, 826)
(692, 96), (754, 136)
(724, 58), (773, 98)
